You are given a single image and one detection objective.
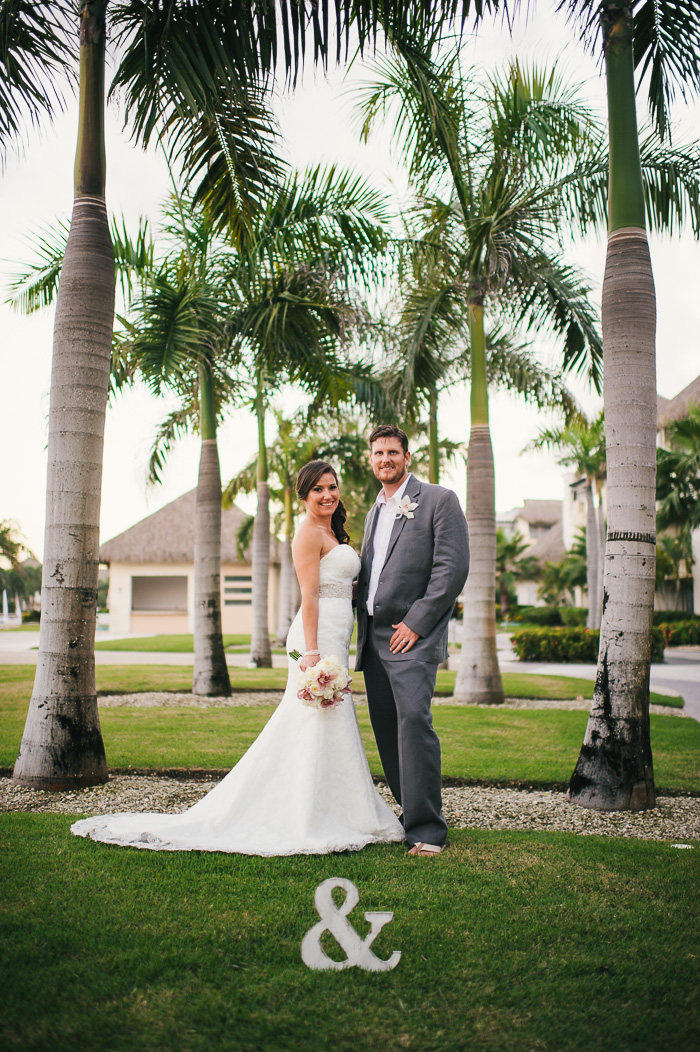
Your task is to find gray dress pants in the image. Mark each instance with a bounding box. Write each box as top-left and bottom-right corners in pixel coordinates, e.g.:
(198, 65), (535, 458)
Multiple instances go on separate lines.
(362, 620), (448, 847)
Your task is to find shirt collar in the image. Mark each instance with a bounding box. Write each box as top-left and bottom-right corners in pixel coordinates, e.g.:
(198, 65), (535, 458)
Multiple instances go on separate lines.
(376, 472), (412, 507)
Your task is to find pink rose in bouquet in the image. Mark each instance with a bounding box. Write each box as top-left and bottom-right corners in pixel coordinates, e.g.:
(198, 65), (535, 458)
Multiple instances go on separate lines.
(295, 656), (351, 710)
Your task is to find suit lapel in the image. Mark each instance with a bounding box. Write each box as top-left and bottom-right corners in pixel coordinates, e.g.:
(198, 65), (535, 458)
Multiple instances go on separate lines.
(361, 503), (380, 571)
(383, 477), (422, 567)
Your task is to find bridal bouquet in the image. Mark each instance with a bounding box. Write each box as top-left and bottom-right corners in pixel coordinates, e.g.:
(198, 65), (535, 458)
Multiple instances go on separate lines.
(291, 654), (352, 709)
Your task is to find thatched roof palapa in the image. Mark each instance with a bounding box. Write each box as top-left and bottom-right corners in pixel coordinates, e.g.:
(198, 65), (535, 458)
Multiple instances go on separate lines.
(99, 490), (276, 565)
(657, 375), (700, 429)
(517, 500), (562, 529)
(527, 520), (566, 565)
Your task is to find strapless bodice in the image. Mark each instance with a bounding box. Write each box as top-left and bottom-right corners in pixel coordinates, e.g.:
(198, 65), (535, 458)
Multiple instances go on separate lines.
(318, 544), (361, 600)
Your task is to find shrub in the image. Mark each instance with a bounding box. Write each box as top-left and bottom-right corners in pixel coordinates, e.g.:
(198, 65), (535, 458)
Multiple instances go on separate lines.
(22, 610), (40, 624)
(512, 605), (563, 627)
(559, 607), (588, 626)
(658, 620), (700, 647)
(510, 626), (666, 663)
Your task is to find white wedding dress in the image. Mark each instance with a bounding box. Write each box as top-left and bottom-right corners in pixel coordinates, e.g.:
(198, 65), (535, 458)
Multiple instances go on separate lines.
(71, 544), (405, 854)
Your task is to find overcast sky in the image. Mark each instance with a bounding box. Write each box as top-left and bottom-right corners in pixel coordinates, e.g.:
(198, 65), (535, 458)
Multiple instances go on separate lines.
(2, 1), (699, 557)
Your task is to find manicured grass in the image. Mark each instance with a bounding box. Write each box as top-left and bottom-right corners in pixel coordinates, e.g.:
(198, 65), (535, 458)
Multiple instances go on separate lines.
(3, 662), (680, 706)
(2, 668), (698, 792)
(1, 816), (698, 1052)
(5, 623), (40, 631)
(94, 634), (250, 652)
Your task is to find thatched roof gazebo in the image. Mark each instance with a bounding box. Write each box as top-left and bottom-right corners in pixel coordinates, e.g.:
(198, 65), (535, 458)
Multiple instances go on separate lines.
(100, 490), (280, 636)
(99, 489), (252, 565)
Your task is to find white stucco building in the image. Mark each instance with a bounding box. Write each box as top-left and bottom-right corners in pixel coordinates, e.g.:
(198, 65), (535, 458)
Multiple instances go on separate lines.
(100, 490), (280, 635)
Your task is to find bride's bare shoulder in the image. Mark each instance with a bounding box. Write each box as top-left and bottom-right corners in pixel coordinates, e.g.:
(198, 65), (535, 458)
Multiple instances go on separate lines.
(292, 521), (325, 560)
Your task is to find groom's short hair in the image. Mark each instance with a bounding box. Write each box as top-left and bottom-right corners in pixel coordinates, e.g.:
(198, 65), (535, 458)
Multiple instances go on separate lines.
(369, 425), (409, 454)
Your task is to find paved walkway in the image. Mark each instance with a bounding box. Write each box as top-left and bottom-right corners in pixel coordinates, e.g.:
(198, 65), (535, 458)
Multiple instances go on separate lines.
(2, 630), (699, 723)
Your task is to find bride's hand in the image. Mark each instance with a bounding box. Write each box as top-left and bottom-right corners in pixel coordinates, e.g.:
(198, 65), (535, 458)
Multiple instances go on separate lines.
(299, 653), (321, 671)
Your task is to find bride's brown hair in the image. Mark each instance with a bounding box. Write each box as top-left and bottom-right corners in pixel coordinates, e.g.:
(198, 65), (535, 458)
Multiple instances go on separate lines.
(296, 460), (350, 546)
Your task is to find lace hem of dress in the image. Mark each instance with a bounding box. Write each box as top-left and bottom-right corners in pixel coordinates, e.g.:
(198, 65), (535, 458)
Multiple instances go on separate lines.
(70, 818), (404, 855)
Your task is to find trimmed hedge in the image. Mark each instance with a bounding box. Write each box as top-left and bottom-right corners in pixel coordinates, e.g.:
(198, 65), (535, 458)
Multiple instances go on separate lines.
(510, 626), (667, 663)
(658, 620), (700, 647)
(511, 605), (564, 626)
(652, 610), (700, 625)
(510, 605), (589, 627)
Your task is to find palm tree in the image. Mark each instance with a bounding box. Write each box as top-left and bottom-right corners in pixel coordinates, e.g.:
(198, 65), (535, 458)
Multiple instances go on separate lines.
(224, 411), (319, 646)
(12, 2), (114, 789)
(359, 48), (604, 704)
(495, 529), (540, 618)
(119, 196), (241, 697)
(656, 405), (700, 537)
(656, 404), (700, 612)
(525, 412), (606, 628)
(563, 0), (700, 811)
(234, 272), (372, 668)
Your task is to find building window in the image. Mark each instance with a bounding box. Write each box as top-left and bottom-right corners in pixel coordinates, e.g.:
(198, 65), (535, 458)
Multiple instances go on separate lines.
(131, 575), (187, 611)
(224, 575), (252, 606)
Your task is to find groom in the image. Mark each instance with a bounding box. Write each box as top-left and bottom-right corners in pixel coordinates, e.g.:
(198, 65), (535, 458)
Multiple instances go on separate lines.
(355, 425), (470, 856)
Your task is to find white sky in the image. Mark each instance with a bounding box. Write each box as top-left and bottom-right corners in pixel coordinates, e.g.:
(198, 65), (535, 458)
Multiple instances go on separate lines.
(1, 1), (699, 557)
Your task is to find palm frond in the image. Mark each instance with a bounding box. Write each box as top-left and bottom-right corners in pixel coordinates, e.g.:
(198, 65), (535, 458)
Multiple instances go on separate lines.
(110, 215), (155, 302)
(639, 131), (700, 236)
(633, 0), (700, 140)
(148, 407), (193, 485)
(123, 273), (225, 394)
(505, 250), (603, 392)
(561, 0), (700, 140)
(242, 164), (393, 287)
(0, 0), (75, 164)
(487, 59), (601, 174)
(171, 86), (284, 239)
(6, 217), (69, 313)
(485, 340), (580, 417)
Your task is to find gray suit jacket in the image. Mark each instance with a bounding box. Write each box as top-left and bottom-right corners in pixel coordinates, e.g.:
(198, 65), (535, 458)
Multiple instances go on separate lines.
(355, 476), (470, 668)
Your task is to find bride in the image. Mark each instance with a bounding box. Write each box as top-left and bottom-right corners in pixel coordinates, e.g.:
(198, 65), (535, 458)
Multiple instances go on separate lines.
(71, 460), (404, 855)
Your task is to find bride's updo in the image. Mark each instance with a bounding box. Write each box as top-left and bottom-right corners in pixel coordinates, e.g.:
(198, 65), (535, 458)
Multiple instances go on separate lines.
(296, 460), (350, 546)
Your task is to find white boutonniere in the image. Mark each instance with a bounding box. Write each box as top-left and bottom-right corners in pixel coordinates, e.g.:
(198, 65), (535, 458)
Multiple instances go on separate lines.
(395, 495), (419, 519)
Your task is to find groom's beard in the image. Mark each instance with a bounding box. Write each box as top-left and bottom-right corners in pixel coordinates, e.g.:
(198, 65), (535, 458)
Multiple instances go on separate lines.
(373, 464), (408, 486)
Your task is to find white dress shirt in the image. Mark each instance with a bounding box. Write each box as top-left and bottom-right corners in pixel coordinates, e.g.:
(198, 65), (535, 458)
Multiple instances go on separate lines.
(366, 473), (412, 615)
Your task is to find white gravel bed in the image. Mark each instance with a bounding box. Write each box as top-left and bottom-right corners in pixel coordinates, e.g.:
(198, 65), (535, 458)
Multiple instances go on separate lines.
(96, 691), (685, 716)
(2, 775), (697, 843)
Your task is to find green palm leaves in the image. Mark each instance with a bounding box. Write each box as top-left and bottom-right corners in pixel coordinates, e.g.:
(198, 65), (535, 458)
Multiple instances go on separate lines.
(562, 0), (700, 140)
(0, 0), (74, 164)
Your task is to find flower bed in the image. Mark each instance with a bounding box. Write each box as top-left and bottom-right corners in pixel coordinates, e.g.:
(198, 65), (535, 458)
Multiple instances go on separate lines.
(658, 620), (700, 647)
(510, 626), (666, 663)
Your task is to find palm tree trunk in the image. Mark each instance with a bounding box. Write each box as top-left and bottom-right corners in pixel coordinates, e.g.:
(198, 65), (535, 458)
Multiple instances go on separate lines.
(249, 383), (272, 667)
(193, 364), (232, 696)
(595, 478), (606, 629)
(13, 1), (112, 789)
(428, 389), (440, 484)
(585, 477), (599, 629)
(455, 299), (504, 704)
(289, 558), (301, 624)
(275, 486), (294, 644)
(569, 6), (656, 811)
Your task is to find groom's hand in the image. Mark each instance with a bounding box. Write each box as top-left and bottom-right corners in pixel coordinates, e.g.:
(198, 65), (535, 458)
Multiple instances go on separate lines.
(390, 622), (420, 653)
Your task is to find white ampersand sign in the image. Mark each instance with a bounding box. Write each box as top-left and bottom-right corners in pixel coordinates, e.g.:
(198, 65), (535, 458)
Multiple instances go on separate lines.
(300, 878), (401, 972)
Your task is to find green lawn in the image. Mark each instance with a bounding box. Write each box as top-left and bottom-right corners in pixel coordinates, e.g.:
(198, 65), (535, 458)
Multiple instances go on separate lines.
(5, 661), (678, 706)
(93, 633), (251, 652)
(2, 668), (697, 792)
(1, 817), (698, 1052)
